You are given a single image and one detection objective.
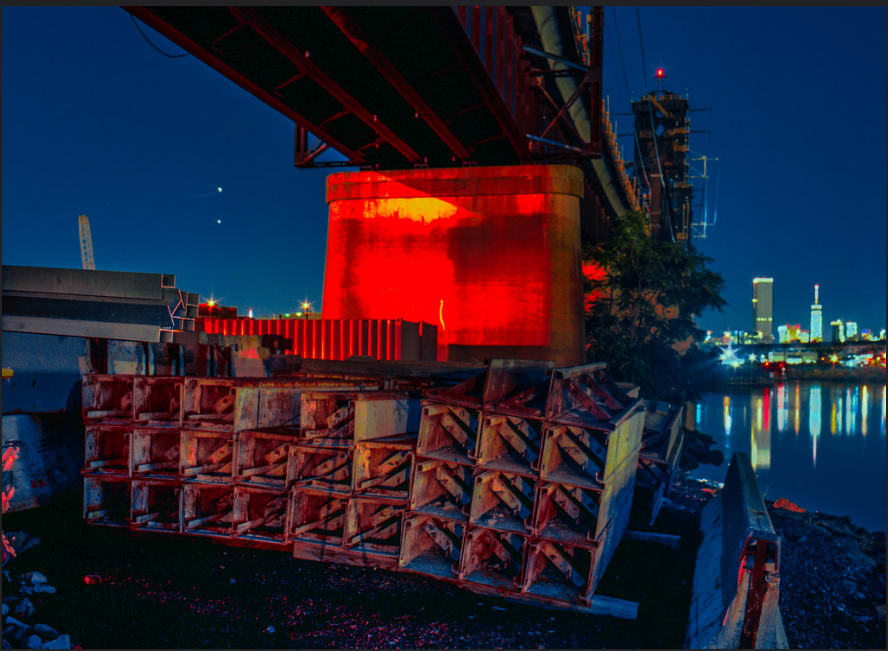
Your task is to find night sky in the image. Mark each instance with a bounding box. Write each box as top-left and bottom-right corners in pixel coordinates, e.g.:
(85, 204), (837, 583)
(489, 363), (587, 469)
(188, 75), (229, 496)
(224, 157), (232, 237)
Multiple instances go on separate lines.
(3, 6), (885, 336)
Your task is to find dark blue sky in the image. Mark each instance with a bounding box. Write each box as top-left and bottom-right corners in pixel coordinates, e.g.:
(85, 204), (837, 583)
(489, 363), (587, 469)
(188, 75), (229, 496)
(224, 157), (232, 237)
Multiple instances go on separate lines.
(3, 6), (885, 335)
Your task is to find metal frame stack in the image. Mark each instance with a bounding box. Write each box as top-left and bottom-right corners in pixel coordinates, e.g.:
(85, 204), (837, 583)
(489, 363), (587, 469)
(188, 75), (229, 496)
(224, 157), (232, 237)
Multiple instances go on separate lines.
(82, 359), (650, 616)
(632, 400), (685, 526)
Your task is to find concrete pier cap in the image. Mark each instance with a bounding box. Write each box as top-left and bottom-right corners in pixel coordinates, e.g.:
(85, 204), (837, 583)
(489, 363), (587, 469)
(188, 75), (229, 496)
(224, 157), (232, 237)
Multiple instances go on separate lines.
(321, 164), (585, 366)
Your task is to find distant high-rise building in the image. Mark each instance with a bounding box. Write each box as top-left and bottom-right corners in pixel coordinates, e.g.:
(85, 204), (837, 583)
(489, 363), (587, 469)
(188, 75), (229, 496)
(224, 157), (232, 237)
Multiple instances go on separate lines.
(777, 325), (789, 343)
(830, 319), (845, 343)
(810, 284), (823, 342)
(880, 328), (886, 340)
(845, 321), (858, 341)
(752, 277), (774, 343)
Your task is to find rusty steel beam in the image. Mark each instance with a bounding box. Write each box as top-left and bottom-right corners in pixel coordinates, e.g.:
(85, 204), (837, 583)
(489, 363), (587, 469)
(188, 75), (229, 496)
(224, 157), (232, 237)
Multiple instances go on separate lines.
(124, 7), (366, 166)
(229, 7), (422, 165)
(320, 6), (473, 163)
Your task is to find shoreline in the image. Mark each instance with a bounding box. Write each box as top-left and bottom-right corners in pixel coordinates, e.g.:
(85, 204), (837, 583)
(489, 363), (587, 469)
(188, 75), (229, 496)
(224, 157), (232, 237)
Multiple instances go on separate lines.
(2, 474), (884, 649)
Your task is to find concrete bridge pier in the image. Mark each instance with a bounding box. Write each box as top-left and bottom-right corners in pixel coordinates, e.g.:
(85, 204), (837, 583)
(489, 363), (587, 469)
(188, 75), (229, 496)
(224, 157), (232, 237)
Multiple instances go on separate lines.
(321, 164), (585, 365)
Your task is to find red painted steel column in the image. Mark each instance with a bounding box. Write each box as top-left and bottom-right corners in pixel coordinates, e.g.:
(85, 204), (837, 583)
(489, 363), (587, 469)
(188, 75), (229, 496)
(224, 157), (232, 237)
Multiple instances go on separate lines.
(321, 164), (585, 365)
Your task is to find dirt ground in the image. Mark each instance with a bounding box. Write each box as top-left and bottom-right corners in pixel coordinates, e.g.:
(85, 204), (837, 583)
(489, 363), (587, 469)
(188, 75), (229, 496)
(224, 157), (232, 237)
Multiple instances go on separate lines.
(2, 477), (884, 649)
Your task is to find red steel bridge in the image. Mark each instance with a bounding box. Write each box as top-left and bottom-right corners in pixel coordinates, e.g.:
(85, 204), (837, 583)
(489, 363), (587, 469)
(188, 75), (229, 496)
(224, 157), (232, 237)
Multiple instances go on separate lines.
(128, 6), (685, 364)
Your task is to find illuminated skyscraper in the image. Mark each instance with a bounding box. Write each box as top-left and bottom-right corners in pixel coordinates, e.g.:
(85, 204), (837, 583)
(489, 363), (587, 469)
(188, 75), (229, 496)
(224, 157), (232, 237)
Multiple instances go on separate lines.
(752, 277), (774, 343)
(810, 284), (823, 342)
(845, 321), (858, 340)
(830, 319), (845, 343)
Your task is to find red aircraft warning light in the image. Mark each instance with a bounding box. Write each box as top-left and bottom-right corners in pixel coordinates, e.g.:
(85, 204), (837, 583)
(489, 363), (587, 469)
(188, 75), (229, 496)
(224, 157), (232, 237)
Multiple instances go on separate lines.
(655, 68), (666, 78)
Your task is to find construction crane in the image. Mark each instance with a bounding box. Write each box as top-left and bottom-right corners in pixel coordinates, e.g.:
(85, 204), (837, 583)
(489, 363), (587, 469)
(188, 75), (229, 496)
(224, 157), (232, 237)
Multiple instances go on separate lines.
(78, 214), (95, 270)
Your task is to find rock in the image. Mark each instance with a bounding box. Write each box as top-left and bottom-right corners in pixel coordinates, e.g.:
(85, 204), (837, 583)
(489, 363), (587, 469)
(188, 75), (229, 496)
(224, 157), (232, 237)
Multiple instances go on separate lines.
(34, 624), (59, 640)
(41, 634), (70, 649)
(24, 634), (43, 649)
(13, 597), (35, 618)
(19, 586), (34, 595)
(32, 585), (55, 595)
(21, 571), (48, 586)
(4, 616), (26, 629)
(773, 497), (806, 513)
(1, 602), (7, 616)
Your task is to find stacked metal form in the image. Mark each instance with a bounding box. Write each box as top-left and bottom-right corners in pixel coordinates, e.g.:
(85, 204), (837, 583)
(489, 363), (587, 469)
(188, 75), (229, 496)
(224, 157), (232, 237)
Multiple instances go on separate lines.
(632, 401), (685, 526)
(82, 359), (648, 615)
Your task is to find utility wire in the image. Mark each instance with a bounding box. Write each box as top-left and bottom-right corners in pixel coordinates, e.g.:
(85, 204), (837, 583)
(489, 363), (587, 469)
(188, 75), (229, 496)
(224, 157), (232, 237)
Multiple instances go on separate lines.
(130, 14), (189, 59)
(635, 7), (649, 91)
(648, 102), (675, 243)
(610, 7), (650, 196)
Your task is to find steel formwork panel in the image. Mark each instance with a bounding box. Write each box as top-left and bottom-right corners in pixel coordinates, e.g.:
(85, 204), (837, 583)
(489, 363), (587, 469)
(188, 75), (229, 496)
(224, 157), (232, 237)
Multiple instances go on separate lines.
(287, 441), (352, 493)
(300, 391), (358, 439)
(416, 403), (479, 465)
(468, 470), (535, 534)
(287, 487), (349, 546)
(409, 457), (474, 522)
(520, 538), (596, 605)
(82, 374), (134, 424)
(84, 424), (131, 476)
(476, 413), (543, 476)
(183, 378), (260, 432)
(83, 475), (131, 527)
(353, 394), (421, 442)
(399, 513), (465, 581)
(234, 429), (296, 490)
(352, 437), (414, 499)
(182, 483), (235, 537)
(130, 427), (181, 480)
(538, 423), (610, 490)
(458, 525), (527, 592)
(232, 486), (289, 544)
(130, 479), (182, 532)
(343, 496), (407, 556)
(133, 376), (183, 426)
(180, 429), (235, 484)
(532, 481), (602, 545)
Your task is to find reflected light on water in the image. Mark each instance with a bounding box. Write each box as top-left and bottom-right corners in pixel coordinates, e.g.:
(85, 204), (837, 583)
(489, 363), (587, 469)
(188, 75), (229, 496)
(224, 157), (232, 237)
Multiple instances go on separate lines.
(845, 388), (853, 435)
(794, 384), (800, 435)
(723, 395), (732, 437)
(751, 396), (771, 471)
(777, 384), (786, 433)
(836, 392), (844, 435)
(882, 385), (886, 437)
(809, 384), (821, 467)
(862, 386), (868, 437)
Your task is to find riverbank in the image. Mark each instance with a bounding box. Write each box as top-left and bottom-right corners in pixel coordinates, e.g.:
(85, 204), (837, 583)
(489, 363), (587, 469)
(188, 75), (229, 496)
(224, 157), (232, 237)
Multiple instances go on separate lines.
(2, 477), (884, 649)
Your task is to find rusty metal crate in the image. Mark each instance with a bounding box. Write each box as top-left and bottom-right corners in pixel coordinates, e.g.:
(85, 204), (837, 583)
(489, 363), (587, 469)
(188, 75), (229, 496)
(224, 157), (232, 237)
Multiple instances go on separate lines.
(130, 427), (180, 479)
(457, 525), (527, 593)
(183, 377), (259, 432)
(343, 496), (406, 556)
(538, 423), (610, 490)
(353, 393), (421, 442)
(300, 391), (363, 439)
(532, 481), (602, 545)
(180, 429), (235, 483)
(287, 487), (349, 546)
(545, 364), (637, 427)
(232, 486), (289, 545)
(475, 413), (543, 476)
(82, 374), (134, 424)
(352, 436), (413, 499)
(287, 441), (352, 493)
(182, 482), (235, 537)
(633, 402), (685, 526)
(468, 470), (535, 534)
(520, 538), (596, 605)
(416, 403), (479, 465)
(409, 457), (474, 522)
(234, 428), (297, 490)
(133, 376), (183, 426)
(481, 359), (554, 419)
(398, 513), (465, 580)
(84, 424), (131, 475)
(130, 479), (182, 532)
(83, 475), (131, 527)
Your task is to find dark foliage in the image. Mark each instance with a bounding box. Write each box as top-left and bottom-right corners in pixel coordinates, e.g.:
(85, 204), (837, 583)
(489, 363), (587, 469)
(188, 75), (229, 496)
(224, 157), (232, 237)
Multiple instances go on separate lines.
(583, 210), (727, 402)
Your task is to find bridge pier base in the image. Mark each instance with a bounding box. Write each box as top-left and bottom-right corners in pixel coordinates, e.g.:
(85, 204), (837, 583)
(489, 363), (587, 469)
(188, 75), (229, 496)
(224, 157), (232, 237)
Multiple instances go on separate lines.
(321, 164), (585, 365)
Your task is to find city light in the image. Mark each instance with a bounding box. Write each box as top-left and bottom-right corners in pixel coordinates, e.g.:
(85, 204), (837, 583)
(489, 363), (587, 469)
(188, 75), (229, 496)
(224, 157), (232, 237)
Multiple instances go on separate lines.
(655, 67), (665, 78)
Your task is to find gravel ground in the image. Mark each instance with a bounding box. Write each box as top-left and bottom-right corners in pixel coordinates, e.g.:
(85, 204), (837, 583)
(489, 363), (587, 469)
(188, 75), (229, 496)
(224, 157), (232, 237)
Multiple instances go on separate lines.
(2, 477), (884, 649)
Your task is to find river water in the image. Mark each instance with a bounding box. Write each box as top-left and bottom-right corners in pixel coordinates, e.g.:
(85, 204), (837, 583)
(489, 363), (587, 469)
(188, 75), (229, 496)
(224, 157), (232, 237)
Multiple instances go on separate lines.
(690, 381), (887, 532)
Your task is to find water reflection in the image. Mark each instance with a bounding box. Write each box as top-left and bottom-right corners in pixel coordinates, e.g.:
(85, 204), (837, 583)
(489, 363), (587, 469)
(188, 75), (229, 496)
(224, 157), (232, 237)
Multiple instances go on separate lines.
(882, 385), (886, 437)
(809, 384), (821, 467)
(751, 391), (771, 471)
(862, 386), (868, 437)
(794, 384), (800, 435)
(776, 384), (787, 433)
(723, 395), (732, 438)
